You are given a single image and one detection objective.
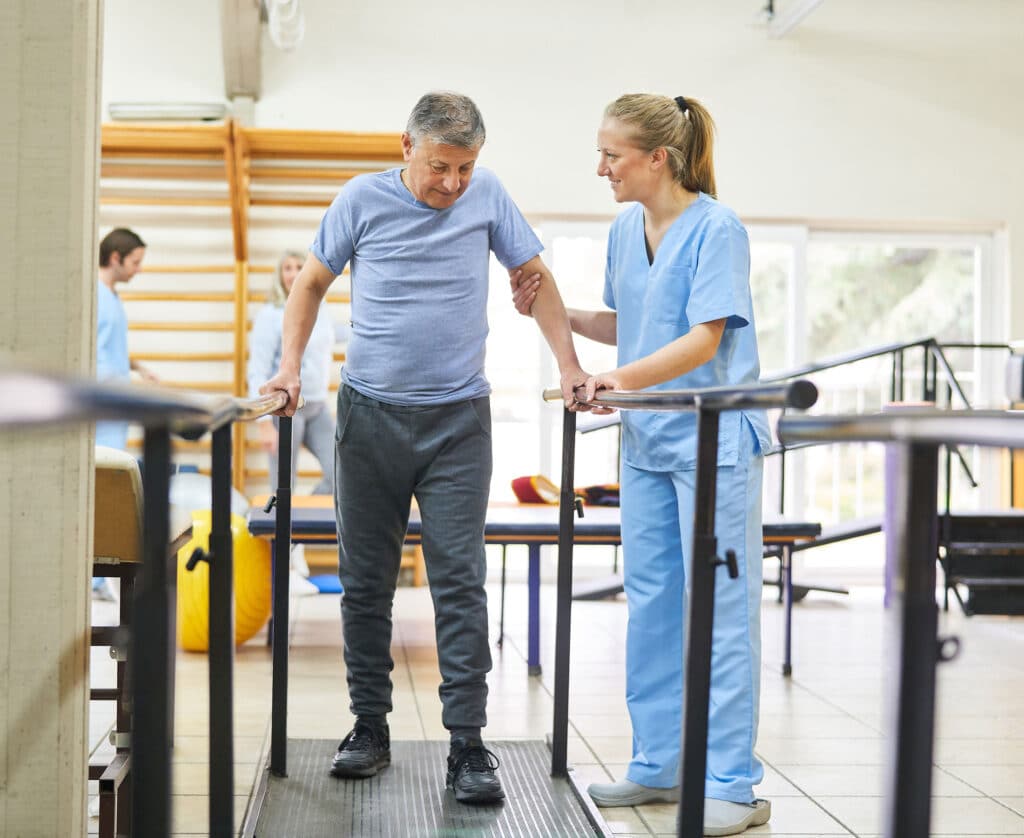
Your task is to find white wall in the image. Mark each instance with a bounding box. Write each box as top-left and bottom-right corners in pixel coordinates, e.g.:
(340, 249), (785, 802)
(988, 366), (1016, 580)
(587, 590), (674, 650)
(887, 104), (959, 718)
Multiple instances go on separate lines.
(103, 0), (1023, 330)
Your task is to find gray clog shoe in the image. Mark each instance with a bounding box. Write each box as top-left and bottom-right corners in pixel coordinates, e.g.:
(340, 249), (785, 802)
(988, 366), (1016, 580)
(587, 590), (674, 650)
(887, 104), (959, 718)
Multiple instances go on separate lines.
(587, 779), (680, 807)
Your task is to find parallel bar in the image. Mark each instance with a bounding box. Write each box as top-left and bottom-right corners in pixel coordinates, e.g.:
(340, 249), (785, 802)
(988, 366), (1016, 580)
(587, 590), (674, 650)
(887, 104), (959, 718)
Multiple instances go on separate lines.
(884, 443), (941, 838)
(271, 416), (294, 776)
(543, 380), (817, 413)
(132, 428), (173, 837)
(778, 409), (1024, 451)
(677, 409), (723, 838)
(0, 370), (287, 435)
(551, 407), (578, 777)
(762, 338), (932, 383)
(209, 425), (236, 837)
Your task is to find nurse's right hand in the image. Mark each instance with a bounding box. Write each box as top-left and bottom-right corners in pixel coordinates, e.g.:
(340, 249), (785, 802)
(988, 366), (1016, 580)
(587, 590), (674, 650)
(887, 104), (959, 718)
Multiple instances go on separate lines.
(581, 372), (621, 414)
(509, 268), (540, 316)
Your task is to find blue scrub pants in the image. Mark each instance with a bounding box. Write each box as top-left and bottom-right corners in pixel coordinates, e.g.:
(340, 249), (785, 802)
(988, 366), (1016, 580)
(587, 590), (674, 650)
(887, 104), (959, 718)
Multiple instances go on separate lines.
(621, 421), (764, 803)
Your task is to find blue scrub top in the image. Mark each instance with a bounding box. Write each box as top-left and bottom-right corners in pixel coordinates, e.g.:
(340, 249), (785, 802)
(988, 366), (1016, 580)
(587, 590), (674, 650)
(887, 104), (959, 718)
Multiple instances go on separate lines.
(604, 193), (772, 471)
(96, 282), (130, 450)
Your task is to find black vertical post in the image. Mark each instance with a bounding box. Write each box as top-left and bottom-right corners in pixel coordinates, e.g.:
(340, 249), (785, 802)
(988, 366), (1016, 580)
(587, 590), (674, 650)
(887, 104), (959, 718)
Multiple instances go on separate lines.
(271, 416), (293, 776)
(943, 383), (953, 516)
(777, 429), (787, 514)
(922, 344), (934, 402)
(132, 427), (173, 838)
(208, 425), (235, 837)
(883, 442), (940, 838)
(677, 408), (722, 838)
(551, 407), (577, 777)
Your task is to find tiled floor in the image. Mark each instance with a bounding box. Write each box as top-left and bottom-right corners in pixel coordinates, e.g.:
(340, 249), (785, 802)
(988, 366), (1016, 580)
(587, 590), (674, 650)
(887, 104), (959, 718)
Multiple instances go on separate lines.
(89, 567), (1024, 836)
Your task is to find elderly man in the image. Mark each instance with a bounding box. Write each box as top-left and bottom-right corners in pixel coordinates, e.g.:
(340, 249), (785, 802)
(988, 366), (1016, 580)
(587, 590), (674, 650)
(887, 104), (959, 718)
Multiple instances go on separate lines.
(261, 91), (586, 804)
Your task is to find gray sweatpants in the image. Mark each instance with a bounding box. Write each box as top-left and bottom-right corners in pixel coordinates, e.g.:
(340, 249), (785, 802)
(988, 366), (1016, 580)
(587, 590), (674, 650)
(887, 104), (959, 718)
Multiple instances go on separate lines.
(334, 384), (493, 730)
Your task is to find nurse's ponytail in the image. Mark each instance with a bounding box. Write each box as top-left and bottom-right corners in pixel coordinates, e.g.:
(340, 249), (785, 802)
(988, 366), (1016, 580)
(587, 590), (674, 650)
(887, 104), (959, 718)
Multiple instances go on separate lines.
(604, 93), (718, 199)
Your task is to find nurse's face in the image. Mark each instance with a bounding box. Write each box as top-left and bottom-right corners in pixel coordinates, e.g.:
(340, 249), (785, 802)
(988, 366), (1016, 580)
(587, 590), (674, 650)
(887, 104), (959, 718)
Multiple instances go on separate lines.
(596, 117), (658, 204)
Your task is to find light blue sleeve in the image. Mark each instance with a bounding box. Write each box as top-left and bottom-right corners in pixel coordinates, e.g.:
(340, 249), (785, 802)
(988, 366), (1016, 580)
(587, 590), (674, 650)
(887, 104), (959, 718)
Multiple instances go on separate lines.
(485, 172), (543, 269)
(311, 188), (356, 276)
(603, 224), (618, 311)
(96, 294), (117, 380)
(685, 216), (752, 330)
(247, 306), (282, 398)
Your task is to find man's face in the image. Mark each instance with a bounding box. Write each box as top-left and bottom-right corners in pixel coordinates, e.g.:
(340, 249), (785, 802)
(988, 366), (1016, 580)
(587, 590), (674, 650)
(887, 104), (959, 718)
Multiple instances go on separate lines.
(401, 134), (481, 210)
(112, 247), (145, 284)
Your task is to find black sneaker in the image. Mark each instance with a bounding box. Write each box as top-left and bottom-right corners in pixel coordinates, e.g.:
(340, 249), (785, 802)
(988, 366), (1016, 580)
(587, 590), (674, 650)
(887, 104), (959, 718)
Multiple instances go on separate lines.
(330, 719), (390, 778)
(446, 736), (504, 804)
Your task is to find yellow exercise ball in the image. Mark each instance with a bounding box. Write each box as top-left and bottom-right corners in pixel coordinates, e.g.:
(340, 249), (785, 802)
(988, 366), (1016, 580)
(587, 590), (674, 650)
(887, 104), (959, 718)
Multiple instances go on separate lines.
(177, 509), (272, 651)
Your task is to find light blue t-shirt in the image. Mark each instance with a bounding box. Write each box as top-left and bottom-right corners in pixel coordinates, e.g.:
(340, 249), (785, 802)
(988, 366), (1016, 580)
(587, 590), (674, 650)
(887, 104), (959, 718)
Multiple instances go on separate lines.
(604, 194), (772, 471)
(311, 166), (542, 405)
(247, 303), (334, 403)
(96, 282), (130, 450)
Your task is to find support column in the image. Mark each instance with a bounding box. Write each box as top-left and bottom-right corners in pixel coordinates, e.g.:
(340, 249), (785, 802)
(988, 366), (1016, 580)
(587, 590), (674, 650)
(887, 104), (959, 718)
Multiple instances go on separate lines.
(0, 2), (102, 835)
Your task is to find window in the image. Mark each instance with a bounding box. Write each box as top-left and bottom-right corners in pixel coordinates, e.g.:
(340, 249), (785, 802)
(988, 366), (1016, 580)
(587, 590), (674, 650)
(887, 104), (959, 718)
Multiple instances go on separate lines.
(484, 220), (1006, 571)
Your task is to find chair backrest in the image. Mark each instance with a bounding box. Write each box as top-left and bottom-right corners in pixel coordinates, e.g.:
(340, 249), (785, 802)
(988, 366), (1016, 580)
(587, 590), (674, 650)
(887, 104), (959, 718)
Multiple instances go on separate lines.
(94, 446), (144, 565)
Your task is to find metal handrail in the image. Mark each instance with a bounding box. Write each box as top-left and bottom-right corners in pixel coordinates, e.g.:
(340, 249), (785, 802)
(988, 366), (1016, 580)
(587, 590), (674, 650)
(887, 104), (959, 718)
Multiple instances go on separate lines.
(776, 406), (1024, 838)
(778, 407), (1024, 449)
(542, 379), (818, 412)
(0, 369), (289, 433)
(760, 337), (934, 382)
(0, 368), (295, 838)
(760, 338), (1018, 513)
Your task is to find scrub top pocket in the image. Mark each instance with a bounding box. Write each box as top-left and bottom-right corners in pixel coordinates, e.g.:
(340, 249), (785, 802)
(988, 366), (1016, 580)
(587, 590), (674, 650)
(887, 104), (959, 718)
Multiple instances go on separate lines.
(644, 262), (693, 326)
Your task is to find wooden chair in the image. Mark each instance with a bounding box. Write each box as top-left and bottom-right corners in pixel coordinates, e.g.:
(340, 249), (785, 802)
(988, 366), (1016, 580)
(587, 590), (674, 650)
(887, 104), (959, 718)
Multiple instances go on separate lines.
(90, 446), (144, 838)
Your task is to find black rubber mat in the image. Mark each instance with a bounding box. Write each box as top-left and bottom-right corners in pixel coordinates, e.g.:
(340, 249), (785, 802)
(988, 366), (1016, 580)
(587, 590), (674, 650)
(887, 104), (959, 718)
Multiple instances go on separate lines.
(254, 739), (600, 837)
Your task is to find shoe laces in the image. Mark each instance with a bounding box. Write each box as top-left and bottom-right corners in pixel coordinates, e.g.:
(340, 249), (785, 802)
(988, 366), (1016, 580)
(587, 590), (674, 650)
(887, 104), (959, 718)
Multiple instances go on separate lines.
(340, 721), (385, 752)
(453, 743), (500, 776)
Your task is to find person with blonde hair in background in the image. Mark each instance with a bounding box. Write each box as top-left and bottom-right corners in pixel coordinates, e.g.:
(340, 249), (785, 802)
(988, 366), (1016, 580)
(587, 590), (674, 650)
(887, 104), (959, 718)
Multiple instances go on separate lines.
(512, 93), (772, 836)
(248, 249), (337, 496)
(248, 250), (338, 595)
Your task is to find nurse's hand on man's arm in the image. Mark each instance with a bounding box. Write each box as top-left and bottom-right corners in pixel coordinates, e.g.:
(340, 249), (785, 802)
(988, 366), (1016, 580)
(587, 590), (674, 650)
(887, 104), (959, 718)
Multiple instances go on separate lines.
(509, 268), (541, 316)
(260, 368), (302, 417)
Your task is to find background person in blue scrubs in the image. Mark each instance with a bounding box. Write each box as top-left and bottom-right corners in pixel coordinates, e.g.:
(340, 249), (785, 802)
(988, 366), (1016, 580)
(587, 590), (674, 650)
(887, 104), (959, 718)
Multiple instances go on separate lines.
(94, 227), (155, 601)
(96, 227), (155, 451)
(512, 93), (773, 836)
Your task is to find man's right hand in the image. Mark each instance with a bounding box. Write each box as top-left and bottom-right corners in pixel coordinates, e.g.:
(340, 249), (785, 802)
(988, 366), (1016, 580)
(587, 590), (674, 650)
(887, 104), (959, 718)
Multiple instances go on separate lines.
(260, 369), (302, 417)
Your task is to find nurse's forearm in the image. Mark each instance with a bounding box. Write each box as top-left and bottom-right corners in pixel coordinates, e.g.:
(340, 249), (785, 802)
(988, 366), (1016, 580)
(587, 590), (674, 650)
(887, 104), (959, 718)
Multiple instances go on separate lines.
(612, 320), (725, 390)
(567, 309), (617, 345)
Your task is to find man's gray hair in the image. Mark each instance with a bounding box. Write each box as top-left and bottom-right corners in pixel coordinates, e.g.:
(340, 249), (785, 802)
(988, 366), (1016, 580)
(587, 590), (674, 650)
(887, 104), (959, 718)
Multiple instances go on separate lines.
(406, 91), (486, 149)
